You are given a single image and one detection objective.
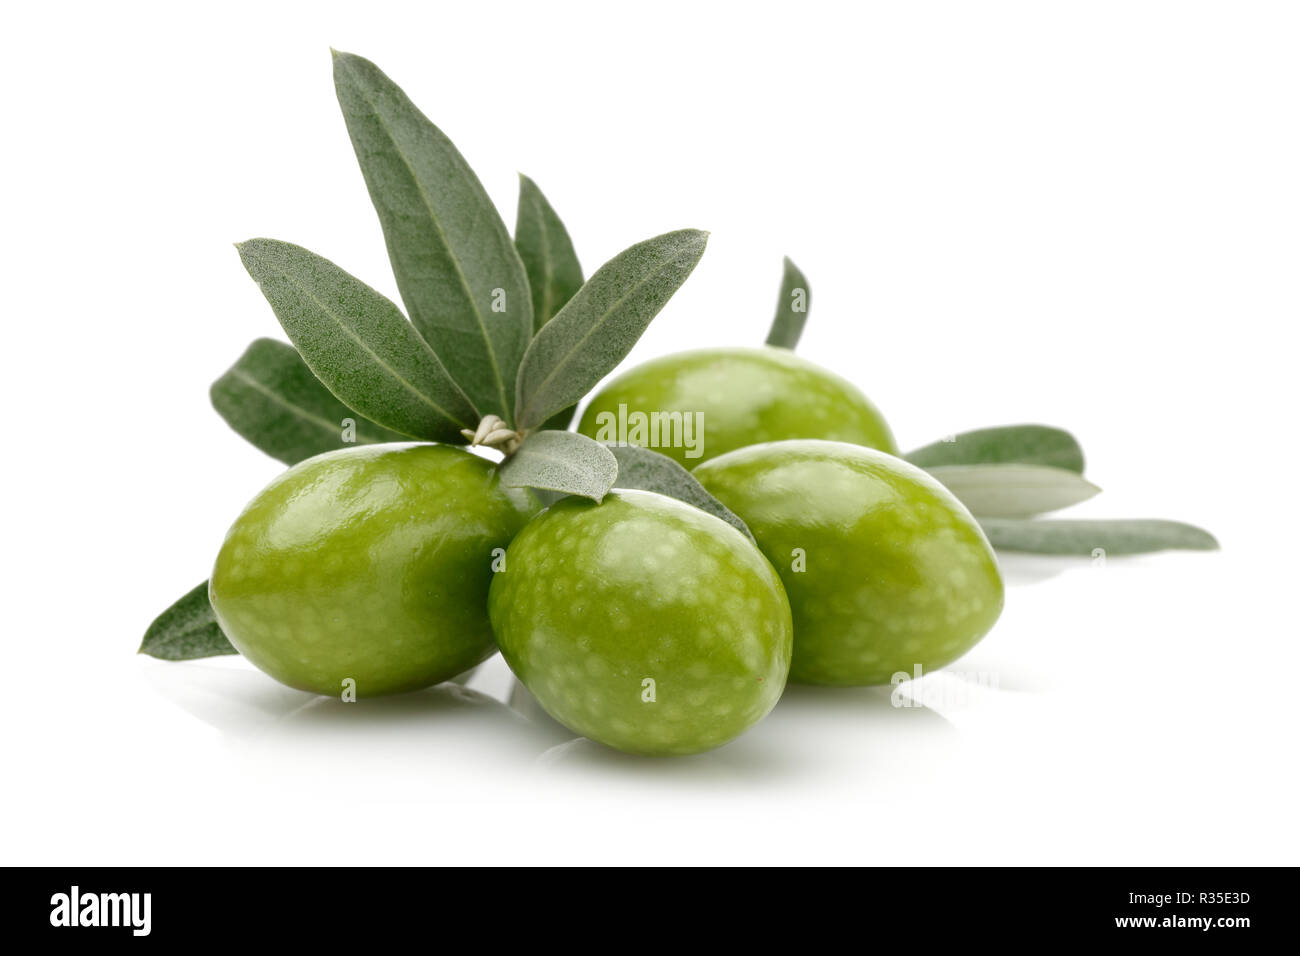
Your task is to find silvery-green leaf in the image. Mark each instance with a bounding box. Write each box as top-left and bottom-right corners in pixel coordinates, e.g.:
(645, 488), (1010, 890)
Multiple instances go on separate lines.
(907, 424), (1085, 473)
(516, 174), (583, 332)
(211, 338), (407, 464)
(139, 582), (237, 661)
(980, 519), (1219, 556)
(333, 50), (531, 420)
(927, 464), (1100, 518)
(513, 229), (708, 432)
(498, 430), (618, 502)
(237, 239), (479, 442)
(764, 256), (810, 350)
(516, 175), (583, 430)
(607, 444), (754, 542)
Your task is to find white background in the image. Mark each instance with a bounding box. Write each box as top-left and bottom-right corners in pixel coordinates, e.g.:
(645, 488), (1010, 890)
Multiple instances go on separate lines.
(3, 1), (1297, 865)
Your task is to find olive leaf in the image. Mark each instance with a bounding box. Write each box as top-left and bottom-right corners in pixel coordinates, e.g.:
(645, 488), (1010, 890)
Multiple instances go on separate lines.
(516, 174), (584, 332)
(513, 229), (709, 432)
(211, 338), (407, 465)
(498, 430), (618, 502)
(139, 582), (237, 660)
(765, 256), (811, 350)
(980, 518), (1219, 556)
(516, 174), (584, 430)
(607, 444), (754, 542)
(907, 424), (1086, 473)
(237, 239), (479, 442)
(927, 464), (1100, 518)
(333, 50), (531, 421)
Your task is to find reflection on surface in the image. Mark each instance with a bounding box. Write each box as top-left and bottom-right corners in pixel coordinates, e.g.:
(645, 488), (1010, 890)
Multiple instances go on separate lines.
(514, 676), (963, 787)
(996, 552), (1074, 586)
(140, 659), (314, 733)
(140, 649), (978, 795)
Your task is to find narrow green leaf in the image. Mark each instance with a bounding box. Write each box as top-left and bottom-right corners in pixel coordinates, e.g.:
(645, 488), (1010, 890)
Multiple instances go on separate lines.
(211, 338), (407, 464)
(498, 430), (618, 502)
(607, 444), (754, 542)
(517, 175), (582, 431)
(980, 518), (1220, 556)
(927, 464), (1100, 518)
(514, 229), (708, 431)
(139, 582), (237, 660)
(907, 424), (1086, 473)
(764, 256), (810, 350)
(333, 50), (531, 420)
(516, 174), (583, 332)
(237, 238), (479, 442)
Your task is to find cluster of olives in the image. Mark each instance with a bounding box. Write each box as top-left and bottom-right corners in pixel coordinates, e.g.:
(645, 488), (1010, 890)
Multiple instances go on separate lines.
(210, 348), (1003, 756)
(151, 49), (1213, 758)
(146, 48), (1021, 758)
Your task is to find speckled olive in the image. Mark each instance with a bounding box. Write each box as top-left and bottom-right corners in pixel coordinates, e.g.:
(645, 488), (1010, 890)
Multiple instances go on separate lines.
(695, 440), (1004, 686)
(210, 444), (538, 697)
(577, 346), (896, 467)
(488, 490), (792, 756)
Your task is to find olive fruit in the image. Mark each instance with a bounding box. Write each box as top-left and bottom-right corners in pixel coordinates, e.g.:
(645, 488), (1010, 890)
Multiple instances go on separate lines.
(695, 440), (1003, 685)
(210, 444), (538, 696)
(488, 489), (793, 755)
(576, 346), (897, 467)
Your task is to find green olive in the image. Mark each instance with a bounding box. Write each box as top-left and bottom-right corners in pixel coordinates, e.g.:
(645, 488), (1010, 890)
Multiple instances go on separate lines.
(488, 490), (792, 755)
(695, 440), (1004, 685)
(210, 444), (537, 696)
(577, 347), (896, 467)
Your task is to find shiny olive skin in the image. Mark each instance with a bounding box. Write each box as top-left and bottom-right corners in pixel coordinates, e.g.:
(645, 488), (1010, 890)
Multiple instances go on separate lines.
(695, 440), (1004, 686)
(210, 444), (537, 697)
(576, 347), (897, 467)
(489, 490), (793, 756)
